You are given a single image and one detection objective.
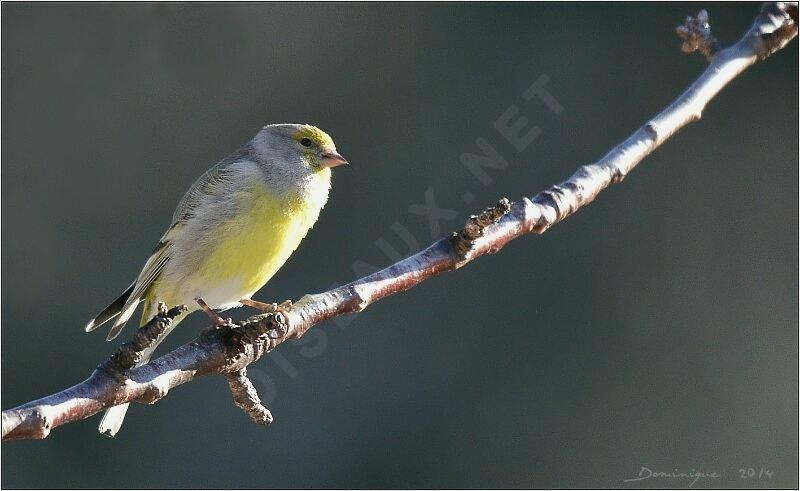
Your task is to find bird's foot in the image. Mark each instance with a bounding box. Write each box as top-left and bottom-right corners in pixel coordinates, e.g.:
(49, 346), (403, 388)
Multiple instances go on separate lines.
(195, 298), (234, 328)
(240, 298), (292, 338)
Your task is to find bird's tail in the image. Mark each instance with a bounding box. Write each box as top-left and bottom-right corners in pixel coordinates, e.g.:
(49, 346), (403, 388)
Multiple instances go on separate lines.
(98, 402), (132, 438)
(98, 297), (185, 437)
(84, 283), (136, 333)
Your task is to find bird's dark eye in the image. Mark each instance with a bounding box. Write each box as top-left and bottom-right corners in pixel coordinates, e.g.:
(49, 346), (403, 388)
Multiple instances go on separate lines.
(300, 138), (313, 147)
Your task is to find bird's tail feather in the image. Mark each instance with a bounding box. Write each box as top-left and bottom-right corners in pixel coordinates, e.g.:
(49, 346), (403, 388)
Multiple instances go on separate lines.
(98, 404), (131, 438)
(105, 297), (143, 341)
(99, 298), (184, 437)
(84, 283), (135, 332)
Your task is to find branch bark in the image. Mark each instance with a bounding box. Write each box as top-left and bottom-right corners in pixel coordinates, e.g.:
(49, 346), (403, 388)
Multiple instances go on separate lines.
(3, 3), (796, 442)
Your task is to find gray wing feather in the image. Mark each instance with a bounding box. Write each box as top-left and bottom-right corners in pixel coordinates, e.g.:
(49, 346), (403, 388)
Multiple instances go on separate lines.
(106, 240), (172, 340)
(172, 145), (253, 223)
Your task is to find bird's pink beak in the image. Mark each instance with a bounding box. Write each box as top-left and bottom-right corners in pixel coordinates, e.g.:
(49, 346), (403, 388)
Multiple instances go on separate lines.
(320, 151), (349, 168)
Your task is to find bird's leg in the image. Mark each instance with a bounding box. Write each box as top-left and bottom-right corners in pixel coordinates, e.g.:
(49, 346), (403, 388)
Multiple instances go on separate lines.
(239, 298), (292, 339)
(195, 298), (233, 328)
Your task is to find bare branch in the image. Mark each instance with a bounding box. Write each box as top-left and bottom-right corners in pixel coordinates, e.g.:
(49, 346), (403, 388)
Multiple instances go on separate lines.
(2, 306), (287, 441)
(2, 3), (796, 442)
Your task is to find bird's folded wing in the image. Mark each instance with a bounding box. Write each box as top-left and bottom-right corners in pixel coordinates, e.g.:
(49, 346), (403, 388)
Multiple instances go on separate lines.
(105, 230), (176, 340)
(172, 147), (249, 223)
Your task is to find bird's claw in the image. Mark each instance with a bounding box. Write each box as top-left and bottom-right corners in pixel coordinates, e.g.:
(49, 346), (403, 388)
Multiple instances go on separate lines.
(266, 324), (288, 339)
(268, 301), (291, 339)
(239, 298), (292, 338)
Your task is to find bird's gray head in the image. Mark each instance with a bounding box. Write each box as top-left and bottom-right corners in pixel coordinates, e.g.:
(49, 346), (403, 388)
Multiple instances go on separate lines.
(252, 124), (348, 175)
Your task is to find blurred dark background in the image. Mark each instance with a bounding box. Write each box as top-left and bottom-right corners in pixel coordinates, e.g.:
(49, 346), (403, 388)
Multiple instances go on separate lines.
(2, 3), (797, 488)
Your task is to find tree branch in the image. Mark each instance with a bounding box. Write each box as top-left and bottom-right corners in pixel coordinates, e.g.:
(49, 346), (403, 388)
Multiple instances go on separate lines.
(3, 3), (796, 442)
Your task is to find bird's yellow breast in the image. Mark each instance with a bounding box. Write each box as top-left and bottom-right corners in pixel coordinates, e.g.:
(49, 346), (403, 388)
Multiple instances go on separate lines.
(194, 178), (326, 302)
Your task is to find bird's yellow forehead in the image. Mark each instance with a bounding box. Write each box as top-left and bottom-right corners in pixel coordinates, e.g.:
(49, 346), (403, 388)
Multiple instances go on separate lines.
(292, 126), (335, 149)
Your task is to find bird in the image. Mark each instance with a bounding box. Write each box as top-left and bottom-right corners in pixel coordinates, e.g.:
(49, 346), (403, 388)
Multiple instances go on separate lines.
(84, 123), (348, 437)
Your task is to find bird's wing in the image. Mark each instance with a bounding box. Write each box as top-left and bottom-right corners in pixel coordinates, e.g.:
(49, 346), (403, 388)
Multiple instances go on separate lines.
(105, 229), (177, 340)
(172, 146), (252, 223)
(105, 149), (252, 340)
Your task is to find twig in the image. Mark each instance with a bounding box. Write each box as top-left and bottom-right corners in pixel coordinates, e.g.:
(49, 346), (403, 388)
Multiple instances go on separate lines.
(101, 303), (186, 373)
(225, 368), (273, 426)
(450, 198), (512, 257)
(2, 3), (796, 442)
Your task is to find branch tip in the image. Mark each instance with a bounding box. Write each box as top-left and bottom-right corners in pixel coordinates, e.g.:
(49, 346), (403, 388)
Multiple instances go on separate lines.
(677, 9), (720, 61)
(225, 368), (273, 426)
(163, 303), (189, 319)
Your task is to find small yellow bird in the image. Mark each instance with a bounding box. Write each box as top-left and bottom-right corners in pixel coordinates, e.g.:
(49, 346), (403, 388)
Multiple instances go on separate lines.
(84, 123), (348, 436)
